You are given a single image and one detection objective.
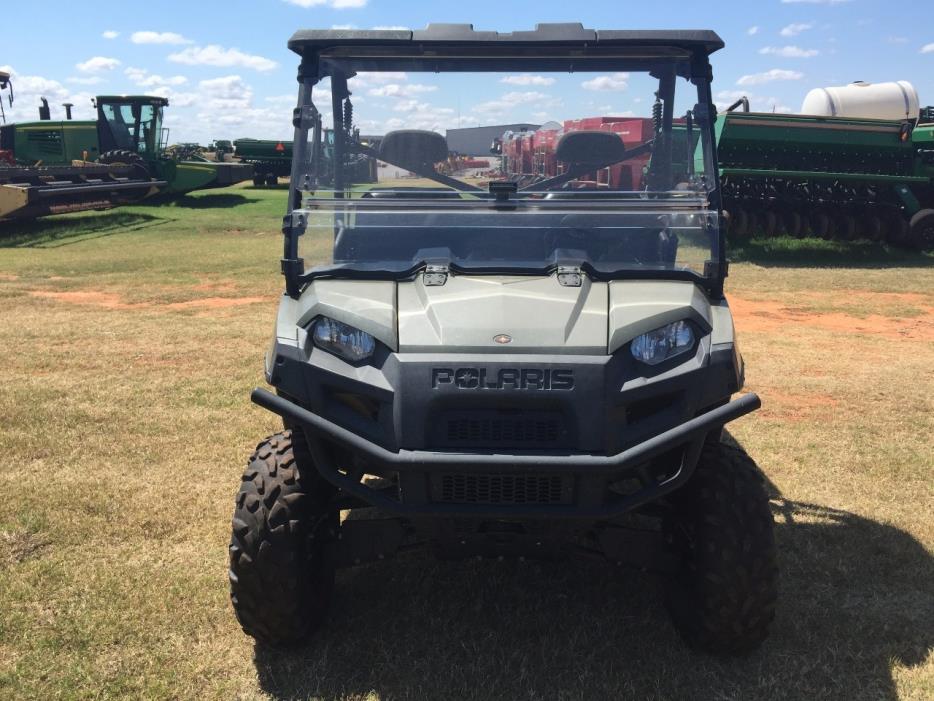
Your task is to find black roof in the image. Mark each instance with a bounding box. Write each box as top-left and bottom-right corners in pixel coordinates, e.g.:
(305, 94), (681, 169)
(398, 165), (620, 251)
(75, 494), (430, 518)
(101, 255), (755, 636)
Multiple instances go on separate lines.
(288, 24), (724, 56)
(96, 95), (170, 106)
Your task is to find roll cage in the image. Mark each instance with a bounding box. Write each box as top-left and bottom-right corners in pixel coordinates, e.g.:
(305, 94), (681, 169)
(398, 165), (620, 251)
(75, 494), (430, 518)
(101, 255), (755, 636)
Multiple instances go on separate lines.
(280, 24), (727, 299)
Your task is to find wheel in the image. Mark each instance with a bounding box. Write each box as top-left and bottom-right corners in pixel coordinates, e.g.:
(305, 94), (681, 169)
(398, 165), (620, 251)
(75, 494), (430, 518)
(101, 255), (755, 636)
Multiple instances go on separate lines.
(807, 210), (831, 239)
(884, 211), (910, 246)
(665, 442), (777, 654)
(908, 209), (934, 250)
(229, 430), (337, 648)
(761, 209), (778, 238)
(99, 149), (150, 179)
(837, 213), (858, 241)
(864, 213), (884, 241)
(265, 172), (279, 187)
(731, 207), (750, 239)
(783, 210), (803, 238)
(252, 172), (264, 187)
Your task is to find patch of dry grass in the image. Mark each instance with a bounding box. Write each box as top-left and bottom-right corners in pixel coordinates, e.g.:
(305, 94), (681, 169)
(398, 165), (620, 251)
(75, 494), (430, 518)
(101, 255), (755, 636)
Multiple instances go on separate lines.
(0, 192), (931, 700)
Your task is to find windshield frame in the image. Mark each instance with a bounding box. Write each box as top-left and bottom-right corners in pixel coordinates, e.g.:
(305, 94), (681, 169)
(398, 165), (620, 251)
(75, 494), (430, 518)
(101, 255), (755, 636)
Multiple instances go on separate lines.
(281, 39), (726, 299)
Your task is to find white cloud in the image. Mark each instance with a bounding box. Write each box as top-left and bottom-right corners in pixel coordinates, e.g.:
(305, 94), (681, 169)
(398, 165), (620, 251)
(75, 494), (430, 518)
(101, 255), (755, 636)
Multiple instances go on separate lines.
(383, 102), (454, 132)
(131, 31), (193, 45)
(886, 36), (909, 44)
(265, 94), (296, 105)
(168, 45), (277, 71)
(67, 76), (105, 85)
(747, 26), (760, 36)
(473, 90), (557, 115)
(283, 0), (367, 7)
(582, 73), (629, 91)
(160, 88), (199, 108)
(331, 24), (357, 29)
(922, 43), (934, 54)
(102, 30), (119, 39)
(500, 74), (555, 86)
(737, 68), (804, 86)
(76, 56), (121, 73)
(368, 83), (437, 97)
(759, 45), (819, 58)
(125, 67), (188, 88)
(371, 25), (409, 30)
(200, 75), (251, 101)
(780, 23), (814, 37)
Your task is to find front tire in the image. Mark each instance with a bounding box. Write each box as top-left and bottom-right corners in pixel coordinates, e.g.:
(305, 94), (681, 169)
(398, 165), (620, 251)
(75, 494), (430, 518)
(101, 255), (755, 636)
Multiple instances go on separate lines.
(908, 209), (934, 250)
(229, 430), (336, 648)
(665, 442), (777, 654)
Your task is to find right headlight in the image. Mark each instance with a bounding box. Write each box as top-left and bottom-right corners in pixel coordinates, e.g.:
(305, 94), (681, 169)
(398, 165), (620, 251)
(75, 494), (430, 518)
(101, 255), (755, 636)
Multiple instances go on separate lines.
(630, 320), (695, 365)
(312, 316), (376, 363)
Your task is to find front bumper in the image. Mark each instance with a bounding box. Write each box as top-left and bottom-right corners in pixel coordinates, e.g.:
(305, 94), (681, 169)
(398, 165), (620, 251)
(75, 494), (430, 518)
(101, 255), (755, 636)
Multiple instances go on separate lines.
(252, 388), (760, 519)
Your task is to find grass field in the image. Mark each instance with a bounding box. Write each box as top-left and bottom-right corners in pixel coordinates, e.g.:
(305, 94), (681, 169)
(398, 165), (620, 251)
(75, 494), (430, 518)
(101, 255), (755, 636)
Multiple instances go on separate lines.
(0, 184), (931, 700)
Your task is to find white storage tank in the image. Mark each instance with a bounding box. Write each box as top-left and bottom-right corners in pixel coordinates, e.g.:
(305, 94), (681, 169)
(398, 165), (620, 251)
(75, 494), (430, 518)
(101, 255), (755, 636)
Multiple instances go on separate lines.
(800, 81), (920, 121)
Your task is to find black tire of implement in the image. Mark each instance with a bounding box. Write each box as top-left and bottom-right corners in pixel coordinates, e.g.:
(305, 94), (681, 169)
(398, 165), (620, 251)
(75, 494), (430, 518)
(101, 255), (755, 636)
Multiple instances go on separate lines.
(252, 172), (264, 187)
(865, 213), (885, 241)
(762, 209), (778, 238)
(783, 210), (803, 238)
(229, 430), (337, 648)
(265, 172), (278, 187)
(732, 207), (749, 239)
(838, 213), (858, 241)
(908, 208), (934, 250)
(664, 442), (778, 654)
(807, 211), (831, 239)
(98, 149), (150, 180)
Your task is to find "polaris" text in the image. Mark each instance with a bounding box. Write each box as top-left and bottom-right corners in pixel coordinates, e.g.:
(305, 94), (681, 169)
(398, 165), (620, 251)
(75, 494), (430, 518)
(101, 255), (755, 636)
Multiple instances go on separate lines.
(431, 368), (575, 390)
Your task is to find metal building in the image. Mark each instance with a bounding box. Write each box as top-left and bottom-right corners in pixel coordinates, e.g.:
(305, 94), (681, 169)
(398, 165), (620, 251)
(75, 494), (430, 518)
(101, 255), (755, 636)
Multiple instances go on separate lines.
(445, 123), (540, 156)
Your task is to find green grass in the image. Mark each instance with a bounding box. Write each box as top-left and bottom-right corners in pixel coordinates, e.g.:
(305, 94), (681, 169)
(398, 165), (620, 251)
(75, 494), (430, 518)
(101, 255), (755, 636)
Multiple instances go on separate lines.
(0, 188), (932, 700)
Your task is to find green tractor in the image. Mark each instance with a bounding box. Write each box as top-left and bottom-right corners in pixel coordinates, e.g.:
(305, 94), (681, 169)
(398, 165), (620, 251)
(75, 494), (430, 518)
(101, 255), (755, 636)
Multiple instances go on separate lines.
(1, 95), (252, 204)
(92, 95), (252, 193)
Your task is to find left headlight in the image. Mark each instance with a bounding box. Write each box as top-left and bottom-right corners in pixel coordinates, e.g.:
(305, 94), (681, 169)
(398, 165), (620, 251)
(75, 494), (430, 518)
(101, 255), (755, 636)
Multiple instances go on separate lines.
(312, 316), (376, 363)
(630, 320), (695, 366)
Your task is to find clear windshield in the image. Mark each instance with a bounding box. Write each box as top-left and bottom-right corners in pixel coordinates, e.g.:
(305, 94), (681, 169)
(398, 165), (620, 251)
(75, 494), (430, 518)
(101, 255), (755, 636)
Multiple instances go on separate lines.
(101, 103), (161, 156)
(290, 55), (720, 281)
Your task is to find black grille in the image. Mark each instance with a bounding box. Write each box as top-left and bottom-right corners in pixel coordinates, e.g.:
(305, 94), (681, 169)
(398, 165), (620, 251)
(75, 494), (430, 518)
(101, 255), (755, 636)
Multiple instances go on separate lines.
(435, 410), (570, 449)
(435, 473), (572, 505)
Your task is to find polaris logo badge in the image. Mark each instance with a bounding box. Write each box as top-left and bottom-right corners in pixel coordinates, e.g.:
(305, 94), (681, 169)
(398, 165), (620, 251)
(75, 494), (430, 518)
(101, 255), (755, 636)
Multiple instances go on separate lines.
(432, 368), (575, 390)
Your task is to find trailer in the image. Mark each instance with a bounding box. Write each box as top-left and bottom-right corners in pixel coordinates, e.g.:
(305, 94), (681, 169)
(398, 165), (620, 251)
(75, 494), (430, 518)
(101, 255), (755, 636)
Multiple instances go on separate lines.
(496, 99), (934, 248)
(234, 130), (379, 187)
(716, 104), (931, 246)
(233, 138), (292, 186)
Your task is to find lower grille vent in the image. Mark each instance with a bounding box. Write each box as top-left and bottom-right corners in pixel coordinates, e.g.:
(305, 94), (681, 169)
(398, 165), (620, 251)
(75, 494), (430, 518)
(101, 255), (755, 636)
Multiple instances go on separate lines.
(435, 473), (572, 505)
(435, 410), (570, 449)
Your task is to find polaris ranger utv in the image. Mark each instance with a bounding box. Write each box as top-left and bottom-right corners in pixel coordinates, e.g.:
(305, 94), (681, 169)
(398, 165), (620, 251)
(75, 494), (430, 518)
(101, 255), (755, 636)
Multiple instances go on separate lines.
(230, 24), (777, 654)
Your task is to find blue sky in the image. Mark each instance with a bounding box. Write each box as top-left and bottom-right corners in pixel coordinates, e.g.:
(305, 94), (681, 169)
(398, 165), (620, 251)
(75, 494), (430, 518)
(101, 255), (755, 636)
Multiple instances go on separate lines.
(3, 0), (934, 143)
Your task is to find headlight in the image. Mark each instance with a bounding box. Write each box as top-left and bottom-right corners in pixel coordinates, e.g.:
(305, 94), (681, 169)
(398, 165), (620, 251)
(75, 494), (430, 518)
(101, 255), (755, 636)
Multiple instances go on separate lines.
(312, 316), (376, 363)
(630, 320), (695, 365)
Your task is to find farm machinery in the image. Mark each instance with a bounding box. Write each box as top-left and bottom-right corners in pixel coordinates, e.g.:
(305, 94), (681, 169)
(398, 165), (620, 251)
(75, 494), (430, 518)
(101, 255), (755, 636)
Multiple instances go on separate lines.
(496, 83), (934, 248)
(234, 128), (378, 187)
(0, 92), (252, 220)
